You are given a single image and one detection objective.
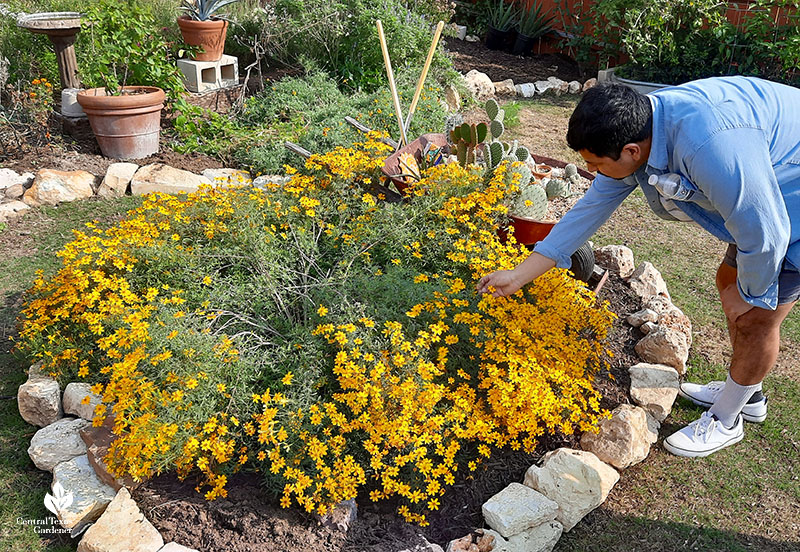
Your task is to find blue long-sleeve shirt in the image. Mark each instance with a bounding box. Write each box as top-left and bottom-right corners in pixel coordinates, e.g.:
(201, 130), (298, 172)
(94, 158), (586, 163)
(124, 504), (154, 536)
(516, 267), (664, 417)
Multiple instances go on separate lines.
(534, 76), (800, 310)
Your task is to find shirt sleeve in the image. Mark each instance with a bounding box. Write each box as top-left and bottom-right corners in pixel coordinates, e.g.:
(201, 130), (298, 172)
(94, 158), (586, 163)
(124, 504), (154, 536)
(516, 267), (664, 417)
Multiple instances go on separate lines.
(686, 127), (790, 310)
(533, 173), (637, 268)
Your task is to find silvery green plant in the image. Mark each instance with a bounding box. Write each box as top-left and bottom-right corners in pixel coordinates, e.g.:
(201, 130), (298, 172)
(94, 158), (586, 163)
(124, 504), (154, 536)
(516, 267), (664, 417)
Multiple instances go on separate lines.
(546, 177), (570, 200)
(180, 0), (241, 21)
(512, 182), (548, 219)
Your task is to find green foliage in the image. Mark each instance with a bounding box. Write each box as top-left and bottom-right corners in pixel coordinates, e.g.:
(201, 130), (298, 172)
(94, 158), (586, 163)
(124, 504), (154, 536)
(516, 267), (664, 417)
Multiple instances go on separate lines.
(453, 0), (490, 36)
(449, 122), (488, 166)
(170, 71), (448, 174)
(516, 0), (553, 39)
(179, 0), (242, 21)
(80, 0), (185, 96)
(486, 0), (518, 31)
(267, 0), (454, 91)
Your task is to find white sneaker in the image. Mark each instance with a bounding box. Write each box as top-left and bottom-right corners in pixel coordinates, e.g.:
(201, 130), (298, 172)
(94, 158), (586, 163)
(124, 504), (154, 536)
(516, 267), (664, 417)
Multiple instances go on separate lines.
(678, 380), (768, 423)
(663, 412), (744, 458)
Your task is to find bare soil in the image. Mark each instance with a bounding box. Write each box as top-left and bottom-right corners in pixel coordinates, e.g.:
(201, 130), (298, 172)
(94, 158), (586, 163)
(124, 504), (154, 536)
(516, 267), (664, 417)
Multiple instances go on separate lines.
(444, 38), (581, 84)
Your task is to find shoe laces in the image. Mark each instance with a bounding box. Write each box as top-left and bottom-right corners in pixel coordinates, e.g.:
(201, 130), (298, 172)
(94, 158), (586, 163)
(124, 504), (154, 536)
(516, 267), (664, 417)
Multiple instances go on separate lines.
(705, 380), (726, 397)
(689, 412), (718, 443)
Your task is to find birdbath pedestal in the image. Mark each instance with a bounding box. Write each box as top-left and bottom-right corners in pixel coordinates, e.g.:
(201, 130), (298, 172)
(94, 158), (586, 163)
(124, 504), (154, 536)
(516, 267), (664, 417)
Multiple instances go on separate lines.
(17, 12), (82, 90)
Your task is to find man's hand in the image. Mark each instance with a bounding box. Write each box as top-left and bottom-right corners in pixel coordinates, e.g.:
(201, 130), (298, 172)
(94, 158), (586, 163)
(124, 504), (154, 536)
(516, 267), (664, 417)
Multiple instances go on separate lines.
(477, 269), (524, 298)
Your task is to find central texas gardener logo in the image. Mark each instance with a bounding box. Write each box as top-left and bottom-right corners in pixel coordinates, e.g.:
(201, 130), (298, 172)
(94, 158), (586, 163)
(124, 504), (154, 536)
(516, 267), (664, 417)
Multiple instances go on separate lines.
(44, 482), (73, 516)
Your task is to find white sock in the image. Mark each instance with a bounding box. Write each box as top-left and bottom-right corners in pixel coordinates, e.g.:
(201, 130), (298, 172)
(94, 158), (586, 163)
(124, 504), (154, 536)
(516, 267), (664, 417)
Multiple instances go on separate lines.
(709, 374), (761, 428)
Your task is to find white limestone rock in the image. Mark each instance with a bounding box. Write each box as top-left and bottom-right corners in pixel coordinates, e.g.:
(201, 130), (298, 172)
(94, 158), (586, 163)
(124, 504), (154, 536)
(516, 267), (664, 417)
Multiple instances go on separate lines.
(18, 376), (62, 427)
(0, 168), (34, 190)
(640, 321), (658, 335)
(201, 168), (252, 187)
(579, 404), (657, 469)
(23, 169), (96, 207)
(626, 308), (659, 328)
(493, 79), (516, 96)
(130, 164), (212, 196)
(454, 24), (468, 40)
(547, 76), (569, 96)
(594, 245), (634, 278)
(629, 363), (681, 421)
(98, 163), (138, 198)
(444, 84), (461, 112)
(523, 448), (619, 531)
(515, 82), (537, 98)
(28, 417), (89, 471)
(568, 80), (582, 94)
(634, 326), (689, 375)
(77, 487), (163, 552)
(482, 482), (558, 538)
(63, 383), (103, 422)
(0, 199), (31, 222)
(534, 80), (555, 95)
(51, 455), (117, 535)
(582, 78), (598, 92)
(464, 70), (495, 102)
(627, 262), (671, 302)
(252, 174), (291, 189)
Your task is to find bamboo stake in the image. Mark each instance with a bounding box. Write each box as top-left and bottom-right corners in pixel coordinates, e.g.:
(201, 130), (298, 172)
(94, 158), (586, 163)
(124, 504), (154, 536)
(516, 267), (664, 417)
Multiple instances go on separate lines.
(404, 20), (444, 135)
(376, 19), (408, 147)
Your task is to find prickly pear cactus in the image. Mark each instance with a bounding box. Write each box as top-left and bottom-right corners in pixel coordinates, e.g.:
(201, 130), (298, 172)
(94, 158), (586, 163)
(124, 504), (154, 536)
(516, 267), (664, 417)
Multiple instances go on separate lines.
(513, 184), (548, 220)
(490, 119), (505, 140)
(485, 98), (500, 121)
(487, 141), (505, 169)
(515, 146), (530, 162)
(546, 178), (571, 200)
(505, 163), (533, 189)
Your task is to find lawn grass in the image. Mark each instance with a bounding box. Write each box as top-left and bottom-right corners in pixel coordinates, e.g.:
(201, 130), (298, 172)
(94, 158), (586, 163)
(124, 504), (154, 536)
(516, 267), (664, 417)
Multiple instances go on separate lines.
(0, 197), (141, 552)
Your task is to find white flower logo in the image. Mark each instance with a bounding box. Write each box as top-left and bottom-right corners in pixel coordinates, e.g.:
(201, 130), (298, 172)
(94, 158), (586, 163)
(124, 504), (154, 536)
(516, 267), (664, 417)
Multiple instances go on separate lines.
(44, 482), (73, 515)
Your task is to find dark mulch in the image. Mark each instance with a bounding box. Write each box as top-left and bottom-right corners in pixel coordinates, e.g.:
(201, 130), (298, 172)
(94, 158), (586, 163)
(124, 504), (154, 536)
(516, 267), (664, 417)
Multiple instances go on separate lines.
(443, 37), (582, 84)
(131, 266), (644, 552)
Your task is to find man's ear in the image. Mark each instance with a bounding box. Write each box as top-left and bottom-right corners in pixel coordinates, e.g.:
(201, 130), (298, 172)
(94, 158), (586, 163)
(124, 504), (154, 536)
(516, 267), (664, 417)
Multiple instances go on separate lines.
(621, 142), (642, 161)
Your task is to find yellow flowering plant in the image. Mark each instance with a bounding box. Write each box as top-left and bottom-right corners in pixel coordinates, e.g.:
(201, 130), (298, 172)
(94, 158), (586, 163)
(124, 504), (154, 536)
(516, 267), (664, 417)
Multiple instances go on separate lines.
(18, 133), (615, 524)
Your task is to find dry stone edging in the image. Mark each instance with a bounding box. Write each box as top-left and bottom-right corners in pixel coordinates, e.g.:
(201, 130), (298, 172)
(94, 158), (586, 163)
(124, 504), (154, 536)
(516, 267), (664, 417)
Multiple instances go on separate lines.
(77, 487), (163, 552)
(28, 417), (90, 471)
(579, 404), (658, 469)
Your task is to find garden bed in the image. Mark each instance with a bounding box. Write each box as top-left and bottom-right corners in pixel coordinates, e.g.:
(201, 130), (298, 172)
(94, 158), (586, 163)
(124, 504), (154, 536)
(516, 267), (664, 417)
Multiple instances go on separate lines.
(130, 272), (641, 552)
(443, 37), (581, 84)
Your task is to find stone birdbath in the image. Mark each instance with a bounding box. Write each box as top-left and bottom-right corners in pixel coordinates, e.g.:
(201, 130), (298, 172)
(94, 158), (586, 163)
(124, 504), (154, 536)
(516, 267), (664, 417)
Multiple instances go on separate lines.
(17, 12), (82, 89)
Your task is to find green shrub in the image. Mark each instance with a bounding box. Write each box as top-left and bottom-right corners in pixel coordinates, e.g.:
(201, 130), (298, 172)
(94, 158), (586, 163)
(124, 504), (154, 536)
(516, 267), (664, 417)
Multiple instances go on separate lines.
(170, 71), (448, 174)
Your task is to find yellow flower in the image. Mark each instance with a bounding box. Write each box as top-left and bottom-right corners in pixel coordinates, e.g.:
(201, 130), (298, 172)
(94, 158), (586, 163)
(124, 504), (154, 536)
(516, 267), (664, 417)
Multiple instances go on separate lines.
(317, 305), (328, 317)
(282, 372), (293, 386)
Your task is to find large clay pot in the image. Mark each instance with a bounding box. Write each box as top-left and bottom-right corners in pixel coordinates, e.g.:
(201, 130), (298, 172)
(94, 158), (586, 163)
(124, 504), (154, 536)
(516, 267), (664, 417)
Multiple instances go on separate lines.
(177, 16), (228, 61)
(76, 86), (165, 159)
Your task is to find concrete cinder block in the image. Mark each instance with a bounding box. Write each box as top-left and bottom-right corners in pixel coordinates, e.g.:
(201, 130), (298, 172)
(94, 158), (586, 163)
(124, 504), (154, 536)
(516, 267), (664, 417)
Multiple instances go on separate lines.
(177, 55), (238, 93)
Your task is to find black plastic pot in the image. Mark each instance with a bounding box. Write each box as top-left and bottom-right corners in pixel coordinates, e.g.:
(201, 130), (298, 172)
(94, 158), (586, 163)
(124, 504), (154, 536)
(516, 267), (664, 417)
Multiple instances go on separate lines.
(485, 24), (511, 51)
(512, 32), (537, 56)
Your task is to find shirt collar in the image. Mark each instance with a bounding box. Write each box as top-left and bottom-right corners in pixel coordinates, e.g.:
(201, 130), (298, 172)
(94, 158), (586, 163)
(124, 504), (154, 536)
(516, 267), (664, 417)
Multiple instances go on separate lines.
(646, 95), (669, 171)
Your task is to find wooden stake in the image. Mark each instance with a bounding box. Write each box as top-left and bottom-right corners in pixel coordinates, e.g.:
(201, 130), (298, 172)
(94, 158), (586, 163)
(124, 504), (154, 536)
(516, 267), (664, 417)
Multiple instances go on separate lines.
(404, 20), (444, 135)
(376, 19), (408, 147)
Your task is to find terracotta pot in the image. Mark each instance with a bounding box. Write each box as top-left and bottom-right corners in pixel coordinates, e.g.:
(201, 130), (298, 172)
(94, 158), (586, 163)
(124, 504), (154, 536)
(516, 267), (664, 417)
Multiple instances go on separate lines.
(507, 215), (556, 246)
(76, 87), (165, 160)
(177, 16), (228, 61)
(532, 164), (552, 179)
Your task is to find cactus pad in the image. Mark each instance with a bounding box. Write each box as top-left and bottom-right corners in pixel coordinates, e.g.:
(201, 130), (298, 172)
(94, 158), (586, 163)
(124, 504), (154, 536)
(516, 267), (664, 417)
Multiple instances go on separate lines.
(546, 178), (571, 200)
(485, 98), (500, 121)
(513, 184), (548, 220)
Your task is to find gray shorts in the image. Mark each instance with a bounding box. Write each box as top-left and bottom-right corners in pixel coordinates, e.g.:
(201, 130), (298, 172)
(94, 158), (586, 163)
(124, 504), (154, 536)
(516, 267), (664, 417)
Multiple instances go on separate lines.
(723, 243), (800, 305)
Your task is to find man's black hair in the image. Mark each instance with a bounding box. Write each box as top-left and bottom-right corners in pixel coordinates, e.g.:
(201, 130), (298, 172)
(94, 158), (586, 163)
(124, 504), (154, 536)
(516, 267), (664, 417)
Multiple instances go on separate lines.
(567, 83), (653, 160)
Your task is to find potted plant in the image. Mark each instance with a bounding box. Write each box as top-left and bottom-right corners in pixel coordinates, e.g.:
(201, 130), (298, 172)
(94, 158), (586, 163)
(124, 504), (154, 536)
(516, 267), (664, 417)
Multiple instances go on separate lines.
(512, 1), (553, 56)
(77, 0), (185, 159)
(485, 0), (518, 51)
(177, 0), (241, 62)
